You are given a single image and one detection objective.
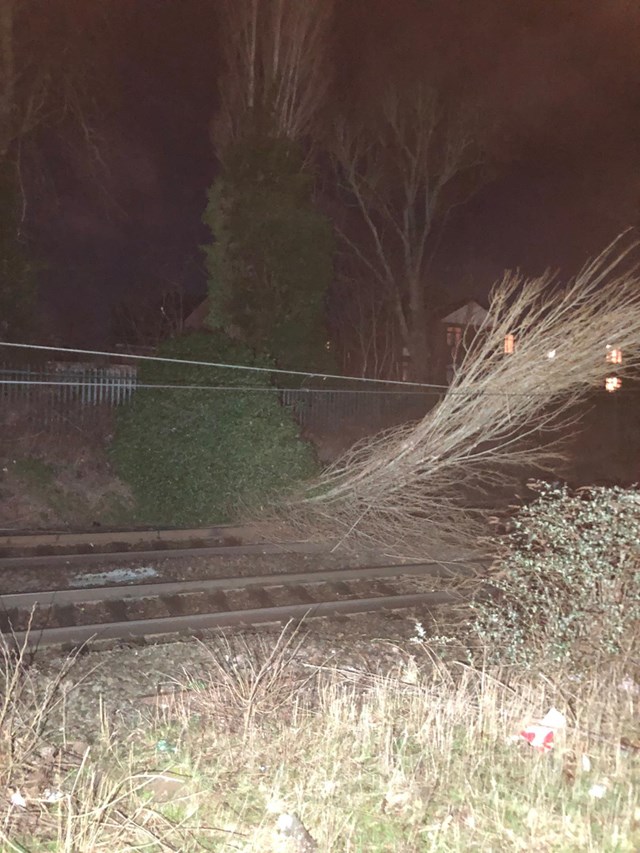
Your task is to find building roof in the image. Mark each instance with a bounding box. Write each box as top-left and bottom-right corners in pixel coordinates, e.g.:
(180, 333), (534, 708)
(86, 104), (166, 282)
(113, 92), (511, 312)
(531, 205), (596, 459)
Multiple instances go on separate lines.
(184, 297), (212, 330)
(440, 299), (490, 327)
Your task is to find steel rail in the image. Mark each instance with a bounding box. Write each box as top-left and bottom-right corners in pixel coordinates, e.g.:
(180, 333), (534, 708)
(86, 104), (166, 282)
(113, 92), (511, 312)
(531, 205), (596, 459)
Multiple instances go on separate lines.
(0, 541), (330, 569)
(5, 589), (464, 648)
(0, 558), (485, 609)
(0, 555), (491, 649)
(0, 524), (256, 550)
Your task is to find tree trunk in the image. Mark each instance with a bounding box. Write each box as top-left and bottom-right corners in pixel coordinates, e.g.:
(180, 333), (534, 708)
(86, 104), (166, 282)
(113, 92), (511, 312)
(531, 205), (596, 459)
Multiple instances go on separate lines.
(406, 281), (430, 382)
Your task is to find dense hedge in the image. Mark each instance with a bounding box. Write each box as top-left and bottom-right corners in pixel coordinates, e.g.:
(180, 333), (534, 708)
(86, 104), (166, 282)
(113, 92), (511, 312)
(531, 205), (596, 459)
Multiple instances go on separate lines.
(472, 482), (640, 669)
(111, 333), (318, 525)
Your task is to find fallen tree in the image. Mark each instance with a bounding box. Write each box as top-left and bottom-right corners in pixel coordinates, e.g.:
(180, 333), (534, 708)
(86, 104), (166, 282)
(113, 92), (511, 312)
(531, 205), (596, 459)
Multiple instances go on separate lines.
(286, 236), (640, 558)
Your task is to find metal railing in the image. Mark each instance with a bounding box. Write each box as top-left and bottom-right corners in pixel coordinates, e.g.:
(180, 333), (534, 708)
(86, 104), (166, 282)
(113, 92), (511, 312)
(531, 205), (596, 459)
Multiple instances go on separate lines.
(1, 363), (137, 428)
(0, 363), (439, 434)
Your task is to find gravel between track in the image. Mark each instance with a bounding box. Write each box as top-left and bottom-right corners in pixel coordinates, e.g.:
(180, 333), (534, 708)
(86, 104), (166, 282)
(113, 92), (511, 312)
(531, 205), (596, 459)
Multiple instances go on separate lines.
(29, 610), (438, 745)
(0, 548), (401, 595)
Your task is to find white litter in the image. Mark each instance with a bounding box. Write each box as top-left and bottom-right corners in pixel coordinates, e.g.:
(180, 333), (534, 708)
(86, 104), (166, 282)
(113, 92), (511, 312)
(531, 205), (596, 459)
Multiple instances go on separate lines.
(10, 789), (27, 808)
(589, 781), (609, 799)
(70, 566), (159, 587)
(43, 788), (65, 803)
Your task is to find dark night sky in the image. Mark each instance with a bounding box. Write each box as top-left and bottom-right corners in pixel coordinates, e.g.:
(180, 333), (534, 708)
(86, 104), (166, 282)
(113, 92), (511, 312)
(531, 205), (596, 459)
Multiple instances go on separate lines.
(27, 0), (640, 344)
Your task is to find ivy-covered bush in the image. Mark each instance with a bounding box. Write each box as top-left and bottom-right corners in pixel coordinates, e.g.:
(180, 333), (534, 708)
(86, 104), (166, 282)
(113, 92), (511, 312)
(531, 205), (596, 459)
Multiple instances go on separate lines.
(111, 333), (318, 526)
(473, 482), (640, 669)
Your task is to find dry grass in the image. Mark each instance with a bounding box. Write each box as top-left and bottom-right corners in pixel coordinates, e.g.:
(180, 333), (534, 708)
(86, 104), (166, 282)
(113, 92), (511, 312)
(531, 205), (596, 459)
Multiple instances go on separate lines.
(0, 623), (638, 852)
(286, 237), (640, 558)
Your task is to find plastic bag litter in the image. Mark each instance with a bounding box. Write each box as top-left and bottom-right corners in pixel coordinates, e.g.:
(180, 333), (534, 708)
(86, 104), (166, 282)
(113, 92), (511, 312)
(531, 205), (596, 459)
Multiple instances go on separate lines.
(10, 789), (27, 808)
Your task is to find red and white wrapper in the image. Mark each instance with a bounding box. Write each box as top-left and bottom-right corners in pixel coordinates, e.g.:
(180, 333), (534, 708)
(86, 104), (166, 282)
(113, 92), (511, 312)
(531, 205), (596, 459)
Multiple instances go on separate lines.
(517, 707), (566, 752)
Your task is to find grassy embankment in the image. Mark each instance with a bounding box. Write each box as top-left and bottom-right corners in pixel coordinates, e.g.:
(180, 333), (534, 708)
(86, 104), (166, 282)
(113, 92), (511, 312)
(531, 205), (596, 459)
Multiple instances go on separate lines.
(0, 621), (638, 852)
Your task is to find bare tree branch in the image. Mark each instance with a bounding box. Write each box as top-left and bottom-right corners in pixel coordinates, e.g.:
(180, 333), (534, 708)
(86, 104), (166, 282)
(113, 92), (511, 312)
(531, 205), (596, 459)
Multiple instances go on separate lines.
(0, 0), (49, 160)
(213, 0), (334, 152)
(285, 235), (640, 558)
(329, 83), (486, 380)
(0, 0), (116, 225)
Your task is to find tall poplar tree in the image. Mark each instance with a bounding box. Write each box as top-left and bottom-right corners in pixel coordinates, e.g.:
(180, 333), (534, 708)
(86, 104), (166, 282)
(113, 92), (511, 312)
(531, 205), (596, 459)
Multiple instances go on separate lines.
(203, 0), (335, 373)
(203, 134), (333, 372)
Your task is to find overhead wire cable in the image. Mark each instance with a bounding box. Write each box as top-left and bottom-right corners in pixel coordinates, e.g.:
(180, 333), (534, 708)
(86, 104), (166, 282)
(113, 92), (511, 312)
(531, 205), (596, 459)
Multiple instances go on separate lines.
(0, 379), (443, 396)
(0, 341), (450, 391)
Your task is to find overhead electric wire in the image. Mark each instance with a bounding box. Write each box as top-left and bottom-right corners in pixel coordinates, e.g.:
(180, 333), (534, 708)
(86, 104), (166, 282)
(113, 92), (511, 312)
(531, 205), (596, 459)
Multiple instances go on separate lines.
(2, 342), (635, 400)
(0, 341), (450, 391)
(0, 379), (443, 396)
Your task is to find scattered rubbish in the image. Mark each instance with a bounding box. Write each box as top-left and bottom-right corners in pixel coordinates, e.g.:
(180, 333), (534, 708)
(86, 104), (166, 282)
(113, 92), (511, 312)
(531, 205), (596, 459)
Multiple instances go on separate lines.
(410, 621), (428, 643)
(516, 707), (566, 752)
(10, 789), (27, 808)
(70, 565), (159, 588)
(155, 739), (178, 754)
(589, 780), (610, 799)
(10, 787), (67, 807)
(275, 812), (318, 852)
(581, 754), (592, 772)
(140, 773), (189, 803)
(43, 789), (65, 803)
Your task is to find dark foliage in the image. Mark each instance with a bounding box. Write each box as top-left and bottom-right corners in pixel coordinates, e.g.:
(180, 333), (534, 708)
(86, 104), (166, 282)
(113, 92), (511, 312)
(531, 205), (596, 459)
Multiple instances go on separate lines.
(111, 332), (318, 525)
(202, 135), (334, 374)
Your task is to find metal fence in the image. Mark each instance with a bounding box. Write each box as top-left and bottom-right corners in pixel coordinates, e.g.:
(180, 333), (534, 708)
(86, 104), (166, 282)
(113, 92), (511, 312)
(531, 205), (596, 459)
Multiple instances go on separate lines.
(278, 386), (439, 432)
(0, 362), (440, 435)
(0, 363), (137, 429)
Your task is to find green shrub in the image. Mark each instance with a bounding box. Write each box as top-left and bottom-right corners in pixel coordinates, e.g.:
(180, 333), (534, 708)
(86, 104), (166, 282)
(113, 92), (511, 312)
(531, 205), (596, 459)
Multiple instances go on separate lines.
(111, 333), (318, 525)
(472, 482), (640, 669)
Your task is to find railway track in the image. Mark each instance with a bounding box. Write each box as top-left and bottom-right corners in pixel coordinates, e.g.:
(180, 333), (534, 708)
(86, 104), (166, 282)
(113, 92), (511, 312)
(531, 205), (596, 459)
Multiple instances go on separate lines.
(0, 524), (270, 559)
(0, 526), (489, 650)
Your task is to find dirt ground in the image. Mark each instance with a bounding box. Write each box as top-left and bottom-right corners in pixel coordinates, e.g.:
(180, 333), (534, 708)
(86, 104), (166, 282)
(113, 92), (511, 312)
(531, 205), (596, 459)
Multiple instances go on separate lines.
(2, 389), (636, 532)
(0, 403), (134, 531)
(0, 401), (355, 532)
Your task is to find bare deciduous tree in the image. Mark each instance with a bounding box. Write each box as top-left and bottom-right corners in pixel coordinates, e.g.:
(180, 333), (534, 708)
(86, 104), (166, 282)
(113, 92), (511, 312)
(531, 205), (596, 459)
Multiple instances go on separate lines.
(331, 84), (485, 382)
(0, 0), (49, 162)
(286, 237), (640, 559)
(329, 269), (399, 379)
(112, 285), (189, 350)
(212, 0), (334, 151)
(0, 0), (114, 222)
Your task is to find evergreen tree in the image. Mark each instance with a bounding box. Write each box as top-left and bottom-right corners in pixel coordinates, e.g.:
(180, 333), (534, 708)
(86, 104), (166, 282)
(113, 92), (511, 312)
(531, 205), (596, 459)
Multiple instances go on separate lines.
(202, 135), (333, 374)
